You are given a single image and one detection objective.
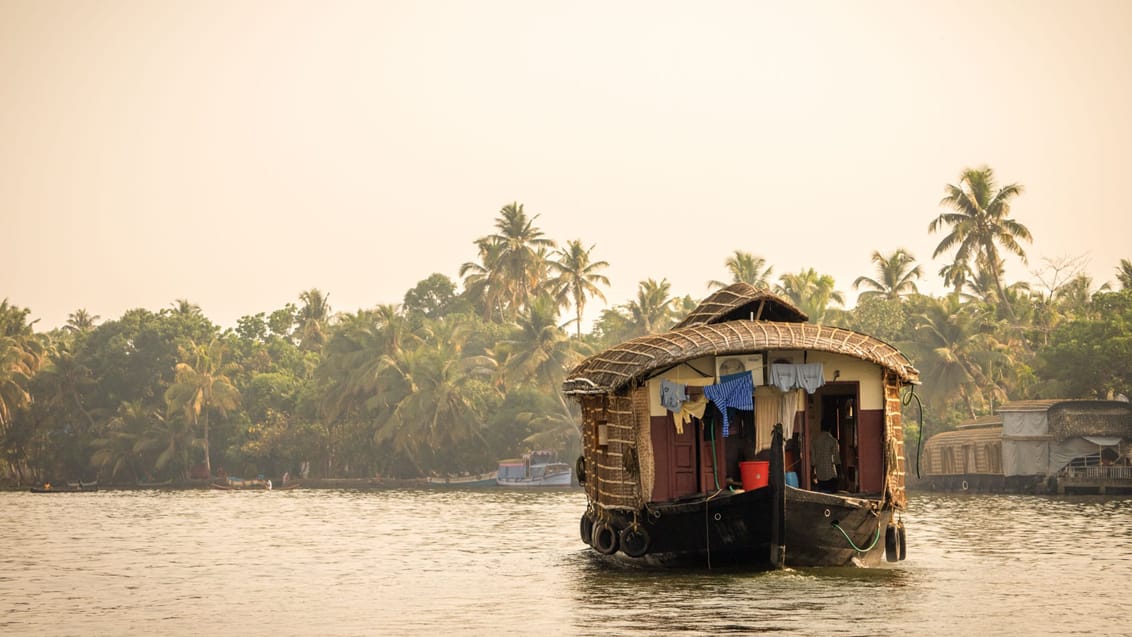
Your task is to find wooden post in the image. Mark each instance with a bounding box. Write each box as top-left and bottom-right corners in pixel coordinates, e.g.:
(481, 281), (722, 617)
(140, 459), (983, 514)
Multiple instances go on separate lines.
(769, 423), (786, 569)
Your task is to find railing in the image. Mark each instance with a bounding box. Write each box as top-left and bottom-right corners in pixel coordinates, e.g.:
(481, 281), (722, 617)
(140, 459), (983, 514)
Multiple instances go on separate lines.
(1061, 465), (1132, 480)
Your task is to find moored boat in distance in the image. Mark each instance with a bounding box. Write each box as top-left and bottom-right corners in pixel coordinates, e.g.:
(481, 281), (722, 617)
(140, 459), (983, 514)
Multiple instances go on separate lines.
(425, 471), (498, 487)
(564, 283), (919, 569)
(31, 482), (98, 493)
(496, 451), (572, 487)
(211, 476), (273, 490)
(919, 399), (1132, 494)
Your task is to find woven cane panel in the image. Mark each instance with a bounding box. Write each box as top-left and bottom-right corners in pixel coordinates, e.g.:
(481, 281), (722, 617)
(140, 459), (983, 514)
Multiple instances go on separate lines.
(632, 385), (653, 506)
(884, 371), (907, 509)
(589, 393), (639, 511)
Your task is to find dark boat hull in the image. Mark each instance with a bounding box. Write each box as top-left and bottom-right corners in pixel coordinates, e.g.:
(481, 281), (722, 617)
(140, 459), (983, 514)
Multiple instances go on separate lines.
(585, 486), (893, 568)
(31, 487), (98, 493)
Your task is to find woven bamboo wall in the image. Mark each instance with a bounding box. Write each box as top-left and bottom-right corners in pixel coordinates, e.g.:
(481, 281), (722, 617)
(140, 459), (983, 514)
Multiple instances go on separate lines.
(580, 392), (642, 511)
(884, 370), (907, 509)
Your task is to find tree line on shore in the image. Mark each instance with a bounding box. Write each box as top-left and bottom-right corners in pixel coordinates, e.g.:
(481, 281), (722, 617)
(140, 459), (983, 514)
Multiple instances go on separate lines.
(3, 166), (1132, 486)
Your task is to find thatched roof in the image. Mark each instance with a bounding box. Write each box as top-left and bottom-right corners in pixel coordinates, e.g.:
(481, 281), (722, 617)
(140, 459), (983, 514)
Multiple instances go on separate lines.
(563, 320), (920, 395)
(673, 283), (808, 328)
(1048, 400), (1132, 439)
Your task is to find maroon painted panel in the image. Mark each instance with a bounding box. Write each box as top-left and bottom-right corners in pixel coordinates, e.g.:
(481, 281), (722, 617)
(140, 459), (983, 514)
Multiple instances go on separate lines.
(858, 409), (884, 493)
(650, 414), (701, 501)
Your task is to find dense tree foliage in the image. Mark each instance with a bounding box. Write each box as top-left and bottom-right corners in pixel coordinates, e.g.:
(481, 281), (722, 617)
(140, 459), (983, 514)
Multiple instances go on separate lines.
(4, 173), (1131, 485)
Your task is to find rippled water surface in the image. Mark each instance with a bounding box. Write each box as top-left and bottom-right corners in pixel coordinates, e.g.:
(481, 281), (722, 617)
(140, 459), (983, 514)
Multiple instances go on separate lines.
(2, 488), (1130, 635)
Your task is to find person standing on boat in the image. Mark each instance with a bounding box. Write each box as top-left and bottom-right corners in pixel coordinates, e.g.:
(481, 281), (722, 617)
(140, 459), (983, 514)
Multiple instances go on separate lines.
(811, 423), (840, 492)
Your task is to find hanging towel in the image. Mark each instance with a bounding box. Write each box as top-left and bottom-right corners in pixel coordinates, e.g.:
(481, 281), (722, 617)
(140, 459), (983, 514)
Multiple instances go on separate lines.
(797, 363), (825, 393)
(672, 396), (708, 435)
(704, 371), (754, 437)
(659, 379), (687, 414)
(769, 363), (798, 393)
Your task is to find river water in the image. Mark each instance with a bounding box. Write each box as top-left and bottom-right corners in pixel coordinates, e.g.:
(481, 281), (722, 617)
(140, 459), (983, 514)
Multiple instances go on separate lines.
(1, 488), (1130, 636)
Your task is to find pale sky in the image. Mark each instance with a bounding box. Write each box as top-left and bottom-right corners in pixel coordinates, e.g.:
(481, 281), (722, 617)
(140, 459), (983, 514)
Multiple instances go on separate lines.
(3, 0), (1130, 331)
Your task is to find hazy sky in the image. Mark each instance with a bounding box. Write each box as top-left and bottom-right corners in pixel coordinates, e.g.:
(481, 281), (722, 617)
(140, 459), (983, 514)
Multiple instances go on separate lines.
(3, 0), (1130, 331)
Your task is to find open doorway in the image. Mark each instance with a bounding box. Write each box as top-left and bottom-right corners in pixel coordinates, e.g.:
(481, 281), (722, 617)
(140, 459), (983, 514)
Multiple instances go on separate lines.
(808, 383), (860, 493)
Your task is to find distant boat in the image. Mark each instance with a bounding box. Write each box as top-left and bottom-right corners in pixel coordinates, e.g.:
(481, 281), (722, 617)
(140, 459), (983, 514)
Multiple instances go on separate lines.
(31, 483), (98, 493)
(211, 476), (273, 490)
(496, 451), (572, 487)
(920, 399), (1132, 495)
(136, 478), (174, 488)
(425, 471), (498, 487)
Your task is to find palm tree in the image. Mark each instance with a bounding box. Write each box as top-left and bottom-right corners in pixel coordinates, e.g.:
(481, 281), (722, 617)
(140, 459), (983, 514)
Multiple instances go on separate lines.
(778, 269), (845, 323)
(498, 295), (586, 396)
(708, 250), (774, 290)
(164, 338), (241, 477)
(65, 309), (100, 333)
(1115, 259), (1132, 290)
(460, 239), (505, 321)
(0, 335), (41, 435)
(906, 295), (1010, 418)
(929, 166), (1032, 319)
(461, 203), (556, 323)
(373, 323), (499, 474)
(90, 401), (150, 482)
(548, 240), (610, 339)
(297, 288), (332, 351)
(624, 278), (676, 337)
(853, 249), (922, 301)
(170, 299), (203, 317)
(135, 409), (197, 482)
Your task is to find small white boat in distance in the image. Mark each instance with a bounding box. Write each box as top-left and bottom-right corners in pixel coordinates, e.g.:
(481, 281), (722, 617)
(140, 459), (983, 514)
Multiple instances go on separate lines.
(496, 451), (573, 487)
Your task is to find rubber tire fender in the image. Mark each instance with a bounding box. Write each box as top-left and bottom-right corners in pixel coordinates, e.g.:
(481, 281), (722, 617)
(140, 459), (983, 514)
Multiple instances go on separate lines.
(897, 520), (907, 561)
(576, 456), (587, 486)
(580, 513), (595, 545)
(591, 522), (619, 555)
(885, 524), (900, 562)
(619, 525), (650, 558)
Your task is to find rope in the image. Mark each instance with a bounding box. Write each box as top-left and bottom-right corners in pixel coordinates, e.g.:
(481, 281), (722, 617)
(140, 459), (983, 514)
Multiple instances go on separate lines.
(903, 385), (925, 479)
(706, 411), (721, 492)
(832, 522), (881, 553)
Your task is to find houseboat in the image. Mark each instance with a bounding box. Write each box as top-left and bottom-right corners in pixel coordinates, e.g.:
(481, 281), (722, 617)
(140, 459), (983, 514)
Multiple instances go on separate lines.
(920, 399), (1132, 494)
(564, 283), (920, 569)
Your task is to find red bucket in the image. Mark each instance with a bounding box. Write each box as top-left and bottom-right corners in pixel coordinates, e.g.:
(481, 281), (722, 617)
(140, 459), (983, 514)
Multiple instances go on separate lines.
(739, 460), (769, 490)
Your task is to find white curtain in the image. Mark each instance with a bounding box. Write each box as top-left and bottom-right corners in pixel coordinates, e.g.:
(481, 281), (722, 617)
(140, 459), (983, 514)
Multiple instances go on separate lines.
(779, 388), (802, 439)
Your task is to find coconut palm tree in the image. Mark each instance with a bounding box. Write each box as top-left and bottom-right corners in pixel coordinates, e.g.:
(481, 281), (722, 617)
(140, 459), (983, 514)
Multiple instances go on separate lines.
(460, 239), (505, 321)
(0, 301), (43, 435)
(170, 299), (203, 317)
(929, 166), (1032, 319)
(65, 309), (100, 333)
(0, 335), (41, 435)
(164, 338), (241, 477)
(906, 295), (1010, 418)
(623, 278), (677, 337)
(373, 325), (499, 474)
(548, 240), (610, 339)
(708, 250), (775, 290)
(297, 288), (332, 351)
(778, 269), (845, 323)
(497, 295), (586, 398)
(1115, 259), (1132, 291)
(853, 249), (922, 301)
(462, 203), (556, 323)
(90, 401), (150, 482)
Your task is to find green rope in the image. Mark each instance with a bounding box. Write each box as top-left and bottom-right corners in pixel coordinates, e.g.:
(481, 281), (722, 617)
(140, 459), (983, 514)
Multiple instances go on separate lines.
(832, 522), (881, 553)
(706, 411), (721, 491)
